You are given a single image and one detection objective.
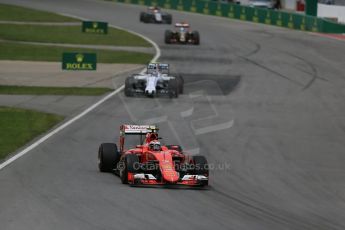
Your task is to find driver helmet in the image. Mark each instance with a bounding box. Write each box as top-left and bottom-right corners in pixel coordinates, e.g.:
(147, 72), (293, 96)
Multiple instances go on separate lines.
(152, 63), (160, 76)
(149, 140), (161, 151)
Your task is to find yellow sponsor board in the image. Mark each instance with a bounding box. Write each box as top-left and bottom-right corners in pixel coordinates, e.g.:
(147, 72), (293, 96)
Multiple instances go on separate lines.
(62, 53), (97, 71)
(288, 15), (293, 28)
(240, 8), (245, 20)
(82, 21), (108, 34)
(203, 2), (209, 14)
(276, 13), (282, 26)
(253, 9), (259, 23)
(191, 0), (197, 12)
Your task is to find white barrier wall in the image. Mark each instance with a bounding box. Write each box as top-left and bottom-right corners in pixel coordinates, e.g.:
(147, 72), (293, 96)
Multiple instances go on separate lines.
(237, 0), (298, 10)
(238, 0), (250, 5)
(283, 0), (297, 10)
(318, 3), (345, 24)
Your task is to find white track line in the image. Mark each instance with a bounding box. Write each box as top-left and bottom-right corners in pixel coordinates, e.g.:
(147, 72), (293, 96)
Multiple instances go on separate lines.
(0, 13), (160, 171)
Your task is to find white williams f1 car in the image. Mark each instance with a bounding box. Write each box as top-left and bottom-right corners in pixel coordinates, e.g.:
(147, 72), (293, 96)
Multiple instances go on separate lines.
(140, 6), (172, 24)
(125, 63), (184, 98)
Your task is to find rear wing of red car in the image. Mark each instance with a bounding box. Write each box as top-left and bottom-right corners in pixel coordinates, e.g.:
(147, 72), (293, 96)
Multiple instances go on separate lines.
(120, 125), (158, 135)
(119, 125), (159, 152)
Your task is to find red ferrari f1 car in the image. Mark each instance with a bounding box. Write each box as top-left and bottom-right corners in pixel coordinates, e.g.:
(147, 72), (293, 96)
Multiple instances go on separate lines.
(98, 125), (209, 187)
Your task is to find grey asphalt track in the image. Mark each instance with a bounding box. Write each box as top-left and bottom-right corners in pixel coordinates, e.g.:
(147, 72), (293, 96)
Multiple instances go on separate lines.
(1, 0), (345, 229)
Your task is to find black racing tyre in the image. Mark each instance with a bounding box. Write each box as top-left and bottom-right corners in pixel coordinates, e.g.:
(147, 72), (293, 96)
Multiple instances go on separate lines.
(165, 14), (172, 24)
(166, 145), (183, 153)
(177, 75), (184, 94)
(148, 14), (155, 23)
(165, 30), (173, 44)
(98, 143), (120, 172)
(192, 155), (208, 176)
(124, 76), (135, 97)
(142, 13), (150, 23)
(168, 78), (179, 98)
(192, 31), (200, 45)
(140, 12), (145, 22)
(119, 154), (140, 184)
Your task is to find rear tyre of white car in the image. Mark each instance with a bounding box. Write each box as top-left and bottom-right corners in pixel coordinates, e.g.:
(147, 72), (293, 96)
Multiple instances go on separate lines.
(168, 79), (179, 98)
(124, 76), (135, 97)
(139, 12), (145, 22)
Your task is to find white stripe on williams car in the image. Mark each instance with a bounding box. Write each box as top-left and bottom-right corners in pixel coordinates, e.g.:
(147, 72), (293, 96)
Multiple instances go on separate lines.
(0, 13), (160, 171)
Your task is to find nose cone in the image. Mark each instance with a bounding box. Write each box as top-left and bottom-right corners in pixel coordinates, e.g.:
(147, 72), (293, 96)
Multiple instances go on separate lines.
(160, 164), (179, 183)
(145, 89), (155, 94)
(157, 153), (179, 183)
(145, 76), (157, 95)
(154, 12), (162, 21)
(180, 33), (186, 42)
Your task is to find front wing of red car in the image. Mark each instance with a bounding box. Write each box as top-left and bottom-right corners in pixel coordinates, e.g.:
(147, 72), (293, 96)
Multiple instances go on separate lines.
(127, 173), (208, 187)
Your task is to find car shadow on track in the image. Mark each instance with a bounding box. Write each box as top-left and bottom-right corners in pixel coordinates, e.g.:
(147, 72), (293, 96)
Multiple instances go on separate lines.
(179, 73), (241, 96)
(129, 184), (213, 190)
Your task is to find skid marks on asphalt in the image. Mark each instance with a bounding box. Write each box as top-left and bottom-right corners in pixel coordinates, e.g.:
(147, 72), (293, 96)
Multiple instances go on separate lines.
(118, 79), (235, 155)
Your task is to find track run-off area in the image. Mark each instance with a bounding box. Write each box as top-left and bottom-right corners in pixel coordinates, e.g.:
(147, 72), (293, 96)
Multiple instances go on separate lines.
(0, 0), (345, 229)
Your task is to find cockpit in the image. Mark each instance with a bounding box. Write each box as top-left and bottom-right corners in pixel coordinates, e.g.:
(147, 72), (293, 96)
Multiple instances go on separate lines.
(147, 63), (169, 75)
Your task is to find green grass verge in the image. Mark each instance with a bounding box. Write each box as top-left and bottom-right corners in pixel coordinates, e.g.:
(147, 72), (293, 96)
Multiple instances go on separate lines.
(0, 106), (64, 160)
(0, 42), (153, 64)
(0, 85), (113, 96)
(0, 3), (79, 22)
(0, 24), (151, 47)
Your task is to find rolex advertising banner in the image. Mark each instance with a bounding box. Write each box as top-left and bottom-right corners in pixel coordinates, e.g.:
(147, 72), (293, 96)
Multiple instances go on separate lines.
(82, 21), (108, 34)
(62, 53), (97, 71)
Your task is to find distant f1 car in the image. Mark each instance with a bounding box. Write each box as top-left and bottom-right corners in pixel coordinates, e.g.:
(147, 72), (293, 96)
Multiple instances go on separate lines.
(124, 63), (184, 98)
(140, 6), (172, 24)
(98, 125), (209, 187)
(165, 22), (200, 45)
